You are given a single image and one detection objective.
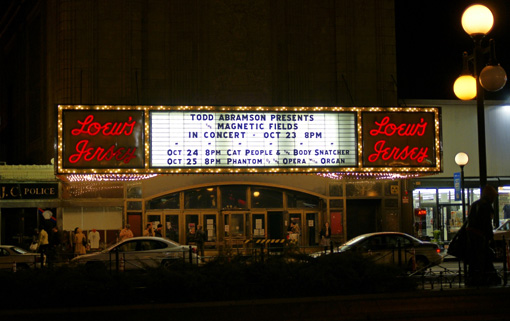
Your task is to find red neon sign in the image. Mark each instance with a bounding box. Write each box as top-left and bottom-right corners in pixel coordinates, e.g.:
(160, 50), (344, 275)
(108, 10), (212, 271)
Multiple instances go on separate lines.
(63, 110), (144, 169)
(362, 112), (436, 168)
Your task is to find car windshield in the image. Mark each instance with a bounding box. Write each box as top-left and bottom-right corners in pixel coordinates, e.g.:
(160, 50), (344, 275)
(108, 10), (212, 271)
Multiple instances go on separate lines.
(338, 234), (370, 250)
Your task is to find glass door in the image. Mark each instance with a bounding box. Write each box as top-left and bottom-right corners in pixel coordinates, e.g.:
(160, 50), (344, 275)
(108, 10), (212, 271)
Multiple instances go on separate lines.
(203, 213), (217, 243)
(146, 212), (180, 242)
(146, 213), (162, 237)
(185, 214), (199, 245)
(224, 211), (248, 249)
(184, 212), (218, 247)
(164, 214), (179, 243)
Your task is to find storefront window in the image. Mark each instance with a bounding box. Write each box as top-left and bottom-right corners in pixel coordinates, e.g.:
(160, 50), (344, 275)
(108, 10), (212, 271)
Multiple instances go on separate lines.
(63, 206), (123, 246)
(287, 191), (321, 208)
(220, 186), (247, 209)
(251, 187), (283, 208)
(185, 187), (217, 209)
(146, 192), (180, 209)
(413, 189), (436, 205)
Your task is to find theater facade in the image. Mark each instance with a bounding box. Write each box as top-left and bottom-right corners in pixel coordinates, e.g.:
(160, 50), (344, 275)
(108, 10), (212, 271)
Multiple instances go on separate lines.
(42, 104), (442, 253)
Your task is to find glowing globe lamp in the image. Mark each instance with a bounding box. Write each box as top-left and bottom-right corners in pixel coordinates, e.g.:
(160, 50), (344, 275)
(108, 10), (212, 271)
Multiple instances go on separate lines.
(454, 75), (477, 100)
(455, 152), (469, 167)
(462, 5), (494, 36)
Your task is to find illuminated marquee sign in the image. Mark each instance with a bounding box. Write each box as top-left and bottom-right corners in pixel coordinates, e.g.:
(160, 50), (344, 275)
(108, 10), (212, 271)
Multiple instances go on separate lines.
(150, 111), (357, 169)
(57, 105), (442, 175)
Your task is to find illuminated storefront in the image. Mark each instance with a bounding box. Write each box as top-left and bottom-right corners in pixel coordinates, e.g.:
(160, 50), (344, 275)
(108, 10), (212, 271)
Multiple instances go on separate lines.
(407, 100), (510, 245)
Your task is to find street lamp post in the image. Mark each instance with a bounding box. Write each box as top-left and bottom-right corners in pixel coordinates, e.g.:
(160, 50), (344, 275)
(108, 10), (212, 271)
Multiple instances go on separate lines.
(453, 4), (507, 191)
(455, 152), (469, 222)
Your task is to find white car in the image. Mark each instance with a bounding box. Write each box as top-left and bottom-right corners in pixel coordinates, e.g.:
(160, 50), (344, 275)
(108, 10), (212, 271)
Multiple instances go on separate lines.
(0, 245), (43, 271)
(71, 236), (199, 270)
(311, 232), (443, 271)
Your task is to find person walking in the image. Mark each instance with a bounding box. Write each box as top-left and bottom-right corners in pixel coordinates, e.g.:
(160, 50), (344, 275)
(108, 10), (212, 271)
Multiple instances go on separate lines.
(38, 226), (49, 266)
(465, 185), (500, 286)
(73, 227), (87, 257)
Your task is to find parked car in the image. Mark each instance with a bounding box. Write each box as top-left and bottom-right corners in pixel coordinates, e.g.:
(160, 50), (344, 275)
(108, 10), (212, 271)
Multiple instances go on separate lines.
(311, 232), (443, 271)
(71, 236), (199, 270)
(0, 245), (43, 271)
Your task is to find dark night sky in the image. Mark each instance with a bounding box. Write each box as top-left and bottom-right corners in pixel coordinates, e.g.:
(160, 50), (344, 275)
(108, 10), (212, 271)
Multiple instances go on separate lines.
(395, 0), (510, 101)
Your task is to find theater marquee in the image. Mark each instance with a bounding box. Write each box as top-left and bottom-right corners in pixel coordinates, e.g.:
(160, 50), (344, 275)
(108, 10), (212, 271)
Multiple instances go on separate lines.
(56, 105), (442, 175)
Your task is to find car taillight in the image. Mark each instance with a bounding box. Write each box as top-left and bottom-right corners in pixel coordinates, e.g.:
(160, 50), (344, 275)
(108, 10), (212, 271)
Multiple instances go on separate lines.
(436, 248), (441, 254)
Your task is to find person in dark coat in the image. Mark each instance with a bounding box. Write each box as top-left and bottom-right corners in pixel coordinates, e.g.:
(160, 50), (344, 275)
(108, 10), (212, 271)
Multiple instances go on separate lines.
(466, 185), (500, 286)
(194, 225), (206, 257)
